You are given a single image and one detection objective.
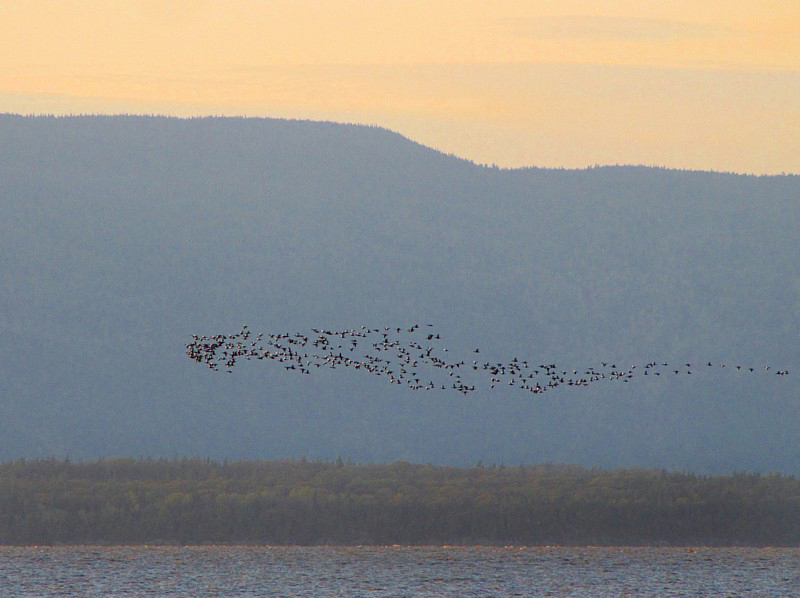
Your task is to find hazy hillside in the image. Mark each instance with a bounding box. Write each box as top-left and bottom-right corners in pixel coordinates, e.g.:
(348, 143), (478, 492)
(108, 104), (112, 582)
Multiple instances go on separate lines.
(1, 114), (798, 472)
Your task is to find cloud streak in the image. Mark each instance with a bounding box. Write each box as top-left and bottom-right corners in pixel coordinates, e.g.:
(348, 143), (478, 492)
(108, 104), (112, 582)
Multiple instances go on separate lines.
(501, 16), (736, 41)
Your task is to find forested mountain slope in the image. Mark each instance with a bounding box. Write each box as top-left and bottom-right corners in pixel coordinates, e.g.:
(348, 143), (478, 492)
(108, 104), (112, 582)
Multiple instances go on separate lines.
(1, 115), (797, 472)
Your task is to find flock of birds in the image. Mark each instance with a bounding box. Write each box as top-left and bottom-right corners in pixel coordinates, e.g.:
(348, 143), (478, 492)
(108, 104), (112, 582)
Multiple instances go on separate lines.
(186, 324), (789, 397)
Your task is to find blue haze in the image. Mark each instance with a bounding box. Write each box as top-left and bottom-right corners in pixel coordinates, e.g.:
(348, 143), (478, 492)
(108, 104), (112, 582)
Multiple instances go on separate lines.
(1, 114), (798, 472)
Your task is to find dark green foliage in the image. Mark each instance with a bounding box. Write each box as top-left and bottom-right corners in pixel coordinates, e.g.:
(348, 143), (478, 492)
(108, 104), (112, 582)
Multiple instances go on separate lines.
(2, 458), (799, 546)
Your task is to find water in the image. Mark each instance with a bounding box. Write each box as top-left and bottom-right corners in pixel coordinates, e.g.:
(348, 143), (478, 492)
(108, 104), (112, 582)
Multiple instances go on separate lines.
(1, 546), (798, 596)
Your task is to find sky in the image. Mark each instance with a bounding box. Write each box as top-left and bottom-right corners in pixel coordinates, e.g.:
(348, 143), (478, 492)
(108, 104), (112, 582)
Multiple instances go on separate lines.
(1, 1), (798, 173)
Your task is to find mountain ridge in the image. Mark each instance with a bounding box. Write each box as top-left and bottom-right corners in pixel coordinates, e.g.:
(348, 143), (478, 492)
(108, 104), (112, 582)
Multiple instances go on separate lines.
(1, 114), (797, 472)
(5, 112), (795, 176)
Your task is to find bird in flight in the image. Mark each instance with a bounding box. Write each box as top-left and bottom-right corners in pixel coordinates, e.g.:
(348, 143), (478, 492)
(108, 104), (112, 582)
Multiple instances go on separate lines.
(186, 325), (789, 398)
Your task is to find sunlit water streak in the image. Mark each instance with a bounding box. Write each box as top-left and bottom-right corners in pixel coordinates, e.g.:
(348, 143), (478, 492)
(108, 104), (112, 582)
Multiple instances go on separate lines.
(2, 545), (799, 596)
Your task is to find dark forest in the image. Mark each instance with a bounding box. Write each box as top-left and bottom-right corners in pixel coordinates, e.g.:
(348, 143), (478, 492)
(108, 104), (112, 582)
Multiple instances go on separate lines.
(2, 458), (799, 546)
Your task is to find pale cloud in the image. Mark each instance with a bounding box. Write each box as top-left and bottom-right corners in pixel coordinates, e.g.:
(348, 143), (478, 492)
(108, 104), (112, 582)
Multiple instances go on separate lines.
(501, 16), (736, 40)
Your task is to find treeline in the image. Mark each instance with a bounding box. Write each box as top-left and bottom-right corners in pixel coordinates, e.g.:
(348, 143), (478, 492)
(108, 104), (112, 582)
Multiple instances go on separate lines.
(1, 458), (799, 546)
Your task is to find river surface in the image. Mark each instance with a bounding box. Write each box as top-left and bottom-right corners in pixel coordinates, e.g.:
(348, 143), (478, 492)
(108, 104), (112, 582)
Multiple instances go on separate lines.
(1, 545), (798, 596)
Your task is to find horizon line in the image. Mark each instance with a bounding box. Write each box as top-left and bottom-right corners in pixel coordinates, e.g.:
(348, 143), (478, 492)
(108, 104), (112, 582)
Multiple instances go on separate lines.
(3, 111), (797, 178)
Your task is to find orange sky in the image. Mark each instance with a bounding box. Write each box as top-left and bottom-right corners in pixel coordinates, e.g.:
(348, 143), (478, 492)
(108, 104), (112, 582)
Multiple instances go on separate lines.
(1, 1), (798, 173)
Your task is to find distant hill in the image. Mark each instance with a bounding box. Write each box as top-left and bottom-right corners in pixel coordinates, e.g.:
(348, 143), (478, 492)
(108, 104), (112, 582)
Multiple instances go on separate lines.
(1, 114), (798, 472)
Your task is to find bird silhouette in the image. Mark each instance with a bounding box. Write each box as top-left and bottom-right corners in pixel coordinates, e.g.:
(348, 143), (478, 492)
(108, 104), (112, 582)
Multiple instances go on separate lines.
(186, 324), (789, 398)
